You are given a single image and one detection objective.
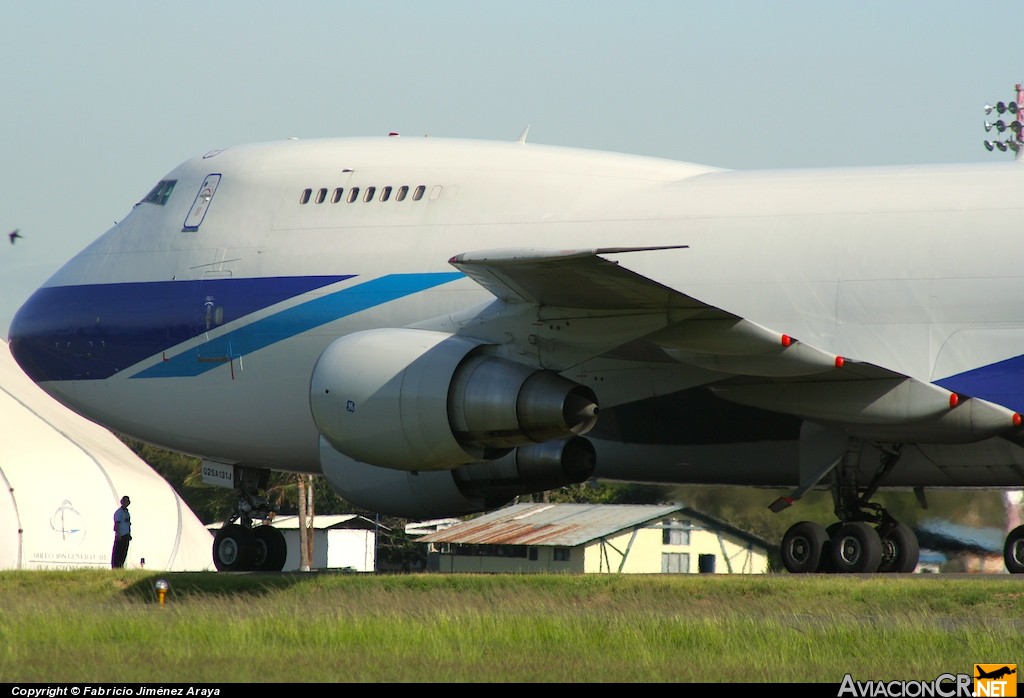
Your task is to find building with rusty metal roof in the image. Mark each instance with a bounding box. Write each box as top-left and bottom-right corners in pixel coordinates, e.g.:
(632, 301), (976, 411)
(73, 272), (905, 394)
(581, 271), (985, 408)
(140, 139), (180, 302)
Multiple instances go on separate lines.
(415, 502), (773, 574)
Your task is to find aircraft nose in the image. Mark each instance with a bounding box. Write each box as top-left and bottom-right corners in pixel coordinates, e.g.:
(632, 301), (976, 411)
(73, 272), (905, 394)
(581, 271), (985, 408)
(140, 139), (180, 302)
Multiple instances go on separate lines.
(7, 286), (78, 384)
(7, 285), (126, 385)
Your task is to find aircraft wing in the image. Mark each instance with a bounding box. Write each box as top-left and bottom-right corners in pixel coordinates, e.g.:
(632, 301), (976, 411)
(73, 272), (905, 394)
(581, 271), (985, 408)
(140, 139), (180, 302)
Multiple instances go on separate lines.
(448, 246), (1022, 444)
(450, 244), (862, 375)
(449, 246), (708, 311)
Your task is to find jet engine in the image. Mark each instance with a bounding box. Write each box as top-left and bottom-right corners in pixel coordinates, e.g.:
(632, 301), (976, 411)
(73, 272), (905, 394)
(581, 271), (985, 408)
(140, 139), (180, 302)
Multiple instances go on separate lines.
(319, 435), (597, 518)
(309, 328), (599, 471)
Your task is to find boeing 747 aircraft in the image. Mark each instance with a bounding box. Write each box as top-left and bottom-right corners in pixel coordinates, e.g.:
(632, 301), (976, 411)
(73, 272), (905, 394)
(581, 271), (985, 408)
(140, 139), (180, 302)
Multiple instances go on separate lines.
(9, 133), (1024, 574)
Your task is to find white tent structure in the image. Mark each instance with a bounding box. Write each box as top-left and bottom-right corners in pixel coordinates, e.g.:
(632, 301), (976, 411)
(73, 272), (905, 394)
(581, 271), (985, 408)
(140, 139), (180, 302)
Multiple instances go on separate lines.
(0, 340), (213, 570)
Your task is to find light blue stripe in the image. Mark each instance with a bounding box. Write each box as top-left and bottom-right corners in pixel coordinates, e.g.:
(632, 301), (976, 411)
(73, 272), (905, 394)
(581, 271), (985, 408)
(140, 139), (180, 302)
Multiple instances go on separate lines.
(131, 272), (463, 378)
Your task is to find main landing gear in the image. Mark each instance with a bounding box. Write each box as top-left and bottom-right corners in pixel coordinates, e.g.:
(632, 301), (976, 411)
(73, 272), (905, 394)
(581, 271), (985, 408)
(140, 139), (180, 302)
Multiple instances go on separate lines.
(781, 516), (920, 574)
(777, 437), (920, 574)
(212, 467), (288, 572)
(1006, 525), (1024, 574)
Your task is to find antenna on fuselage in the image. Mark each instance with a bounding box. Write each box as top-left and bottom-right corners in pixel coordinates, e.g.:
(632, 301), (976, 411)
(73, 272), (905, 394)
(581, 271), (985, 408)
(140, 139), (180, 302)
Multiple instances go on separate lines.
(517, 125), (530, 144)
(983, 83), (1024, 160)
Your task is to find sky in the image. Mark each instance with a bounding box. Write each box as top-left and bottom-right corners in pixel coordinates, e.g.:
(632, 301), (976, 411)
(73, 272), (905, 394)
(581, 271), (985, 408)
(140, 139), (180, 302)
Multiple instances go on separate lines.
(3, 1), (1024, 335)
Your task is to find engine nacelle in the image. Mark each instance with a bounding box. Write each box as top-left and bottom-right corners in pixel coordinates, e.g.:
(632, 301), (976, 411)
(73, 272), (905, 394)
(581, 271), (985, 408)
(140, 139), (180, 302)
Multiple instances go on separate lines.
(319, 436), (596, 519)
(310, 328), (599, 471)
(453, 436), (596, 501)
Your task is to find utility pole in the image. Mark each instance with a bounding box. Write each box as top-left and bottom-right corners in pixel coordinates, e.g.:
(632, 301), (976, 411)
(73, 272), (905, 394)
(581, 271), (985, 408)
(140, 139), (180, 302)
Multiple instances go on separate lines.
(297, 474), (315, 571)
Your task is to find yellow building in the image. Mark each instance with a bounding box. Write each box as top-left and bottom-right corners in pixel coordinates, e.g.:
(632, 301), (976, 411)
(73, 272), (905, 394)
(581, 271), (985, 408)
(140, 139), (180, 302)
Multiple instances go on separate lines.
(417, 503), (772, 574)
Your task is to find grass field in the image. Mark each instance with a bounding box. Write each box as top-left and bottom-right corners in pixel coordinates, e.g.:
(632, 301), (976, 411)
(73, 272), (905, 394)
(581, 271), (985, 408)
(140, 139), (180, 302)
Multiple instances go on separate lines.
(0, 570), (1021, 683)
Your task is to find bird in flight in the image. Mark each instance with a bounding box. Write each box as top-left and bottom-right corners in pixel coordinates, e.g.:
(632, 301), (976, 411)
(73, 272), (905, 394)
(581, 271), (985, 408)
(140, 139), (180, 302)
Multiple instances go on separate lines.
(9, 229), (22, 245)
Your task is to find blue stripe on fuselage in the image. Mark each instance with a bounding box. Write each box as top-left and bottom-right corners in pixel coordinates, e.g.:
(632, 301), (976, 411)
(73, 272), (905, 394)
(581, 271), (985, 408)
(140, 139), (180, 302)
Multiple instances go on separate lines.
(8, 273), (462, 382)
(934, 355), (1024, 414)
(132, 272), (463, 379)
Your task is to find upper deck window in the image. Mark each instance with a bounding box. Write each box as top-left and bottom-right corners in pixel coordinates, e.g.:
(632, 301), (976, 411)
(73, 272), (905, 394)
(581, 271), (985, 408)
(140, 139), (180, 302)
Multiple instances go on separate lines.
(141, 180), (177, 206)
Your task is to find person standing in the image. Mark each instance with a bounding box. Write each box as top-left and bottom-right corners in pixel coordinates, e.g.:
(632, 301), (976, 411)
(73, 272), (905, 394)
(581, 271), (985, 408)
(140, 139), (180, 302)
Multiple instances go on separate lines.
(111, 495), (131, 568)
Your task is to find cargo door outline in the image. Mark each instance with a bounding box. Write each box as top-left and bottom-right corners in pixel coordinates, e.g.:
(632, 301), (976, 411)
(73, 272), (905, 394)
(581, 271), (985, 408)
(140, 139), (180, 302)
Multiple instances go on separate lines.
(182, 174), (221, 232)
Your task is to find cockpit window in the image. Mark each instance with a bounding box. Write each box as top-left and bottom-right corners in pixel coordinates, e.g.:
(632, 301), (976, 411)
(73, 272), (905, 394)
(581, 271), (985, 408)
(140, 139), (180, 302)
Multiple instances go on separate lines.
(141, 180), (177, 206)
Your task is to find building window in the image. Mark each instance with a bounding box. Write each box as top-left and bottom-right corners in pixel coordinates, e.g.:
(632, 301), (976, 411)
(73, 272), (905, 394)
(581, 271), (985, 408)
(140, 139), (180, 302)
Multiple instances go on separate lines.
(528, 547), (538, 561)
(663, 520), (690, 546)
(553, 548), (570, 562)
(662, 552), (690, 574)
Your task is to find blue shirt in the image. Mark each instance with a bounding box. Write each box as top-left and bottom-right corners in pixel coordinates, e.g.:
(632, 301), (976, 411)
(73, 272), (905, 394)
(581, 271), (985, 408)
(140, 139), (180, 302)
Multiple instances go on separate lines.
(114, 506), (131, 537)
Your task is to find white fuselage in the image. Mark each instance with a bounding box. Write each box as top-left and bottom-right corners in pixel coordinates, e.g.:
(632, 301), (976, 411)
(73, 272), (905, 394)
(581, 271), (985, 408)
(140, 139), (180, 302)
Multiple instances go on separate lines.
(10, 137), (1024, 488)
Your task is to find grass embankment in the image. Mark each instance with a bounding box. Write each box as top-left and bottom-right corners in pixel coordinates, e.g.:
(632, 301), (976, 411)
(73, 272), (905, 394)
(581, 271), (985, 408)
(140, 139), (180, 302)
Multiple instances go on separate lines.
(0, 571), (1020, 683)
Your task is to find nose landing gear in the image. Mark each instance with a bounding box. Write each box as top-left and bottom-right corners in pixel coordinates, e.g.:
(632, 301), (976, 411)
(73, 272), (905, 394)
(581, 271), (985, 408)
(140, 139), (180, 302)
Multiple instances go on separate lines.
(211, 466), (288, 572)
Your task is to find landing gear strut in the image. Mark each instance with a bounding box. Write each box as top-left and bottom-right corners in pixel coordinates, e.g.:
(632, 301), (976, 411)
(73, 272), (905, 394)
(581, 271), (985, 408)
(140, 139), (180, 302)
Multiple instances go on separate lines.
(777, 437), (920, 574)
(212, 467), (288, 572)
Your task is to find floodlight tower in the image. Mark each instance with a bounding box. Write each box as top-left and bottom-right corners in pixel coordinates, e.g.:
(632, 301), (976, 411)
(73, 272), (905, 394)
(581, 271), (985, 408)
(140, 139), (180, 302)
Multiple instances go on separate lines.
(984, 83), (1024, 159)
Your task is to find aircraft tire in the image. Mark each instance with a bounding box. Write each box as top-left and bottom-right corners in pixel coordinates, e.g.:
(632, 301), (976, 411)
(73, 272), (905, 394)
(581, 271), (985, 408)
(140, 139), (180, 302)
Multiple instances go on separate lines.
(830, 522), (882, 574)
(877, 523), (919, 573)
(213, 524), (257, 572)
(252, 525), (288, 572)
(1004, 524), (1024, 574)
(781, 521), (829, 573)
